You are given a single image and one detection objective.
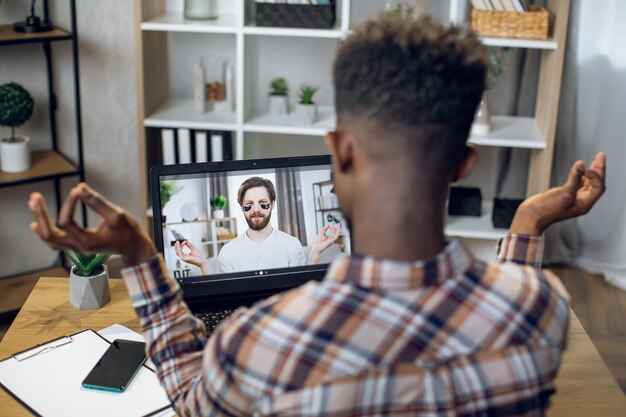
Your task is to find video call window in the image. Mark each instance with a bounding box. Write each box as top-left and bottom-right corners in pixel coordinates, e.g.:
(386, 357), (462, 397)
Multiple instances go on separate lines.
(159, 165), (350, 279)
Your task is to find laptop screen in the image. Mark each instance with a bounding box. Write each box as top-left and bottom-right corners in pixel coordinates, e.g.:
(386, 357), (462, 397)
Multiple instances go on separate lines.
(150, 155), (351, 301)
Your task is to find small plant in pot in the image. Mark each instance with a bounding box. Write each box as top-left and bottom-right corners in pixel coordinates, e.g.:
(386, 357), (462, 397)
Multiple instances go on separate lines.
(268, 77), (289, 116)
(66, 250), (111, 310)
(210, 194), (227, 219)
(160, 180), (183, 224)
(0, 82), (34, 173)
(295, 85), (319, 124)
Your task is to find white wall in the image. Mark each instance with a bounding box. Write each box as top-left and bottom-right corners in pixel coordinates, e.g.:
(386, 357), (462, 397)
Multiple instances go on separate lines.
(0, 1), (140, 277)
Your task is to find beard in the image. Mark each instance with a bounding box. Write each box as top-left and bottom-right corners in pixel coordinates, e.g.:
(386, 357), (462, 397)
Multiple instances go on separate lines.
(245, 210), (272, 231)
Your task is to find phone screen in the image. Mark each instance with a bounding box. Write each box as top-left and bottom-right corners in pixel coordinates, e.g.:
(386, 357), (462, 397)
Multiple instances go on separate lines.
(82, 339), (147, 393)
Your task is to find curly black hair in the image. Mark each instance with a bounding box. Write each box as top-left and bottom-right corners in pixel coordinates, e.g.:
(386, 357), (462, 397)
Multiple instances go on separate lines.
(333, 14), (488, 162)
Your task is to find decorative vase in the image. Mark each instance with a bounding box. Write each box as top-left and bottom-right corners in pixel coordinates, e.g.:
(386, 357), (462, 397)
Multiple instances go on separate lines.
(184, 0), (218, 20)
(294, 103), (318, 124)
(268, 96), (289, 116)
(213, 209), (225, 219)
(471, 92), (491, 136)
(69, 265), (111, 310)
(0, 135), (31, 173)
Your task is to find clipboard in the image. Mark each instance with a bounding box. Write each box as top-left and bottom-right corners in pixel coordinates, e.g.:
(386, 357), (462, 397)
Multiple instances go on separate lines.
(0, 329), (174, 417)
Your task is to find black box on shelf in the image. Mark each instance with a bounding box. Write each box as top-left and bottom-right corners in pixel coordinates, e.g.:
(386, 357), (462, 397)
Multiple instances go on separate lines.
(491, 198), (524, 229)
(448, 187), (482, 217)
(255, 2), (336, 29)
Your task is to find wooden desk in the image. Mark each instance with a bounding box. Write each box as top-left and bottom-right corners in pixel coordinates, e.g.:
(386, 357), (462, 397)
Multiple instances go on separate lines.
(1, 278), (626, 417)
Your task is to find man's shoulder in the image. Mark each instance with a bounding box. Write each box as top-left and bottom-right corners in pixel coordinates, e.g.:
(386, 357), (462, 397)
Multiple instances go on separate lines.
(481, 260), (570, 306)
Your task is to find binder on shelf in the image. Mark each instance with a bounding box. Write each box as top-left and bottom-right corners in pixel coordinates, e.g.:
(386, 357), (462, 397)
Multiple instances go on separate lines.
(210, 132), (224, 162)
(222, 131), (233, 161)
(177, 129), (192, 164)
(195, 131), (209, 163)
(0, 329), (173, 417)
(161, 129), (175, 165)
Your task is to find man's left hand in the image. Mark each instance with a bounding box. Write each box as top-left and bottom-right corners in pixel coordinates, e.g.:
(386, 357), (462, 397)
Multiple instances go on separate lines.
(510, 152), (606, 236)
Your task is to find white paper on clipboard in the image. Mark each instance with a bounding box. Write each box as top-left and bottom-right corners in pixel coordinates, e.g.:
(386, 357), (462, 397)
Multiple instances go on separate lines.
(0, 329), (174, 417)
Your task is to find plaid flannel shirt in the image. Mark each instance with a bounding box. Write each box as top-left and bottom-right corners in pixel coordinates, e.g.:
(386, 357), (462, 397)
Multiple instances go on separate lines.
(122, 234), (569, 416)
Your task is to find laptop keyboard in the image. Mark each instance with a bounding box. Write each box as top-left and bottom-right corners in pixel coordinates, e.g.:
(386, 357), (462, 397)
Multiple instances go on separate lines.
(195, 309), (236, 336)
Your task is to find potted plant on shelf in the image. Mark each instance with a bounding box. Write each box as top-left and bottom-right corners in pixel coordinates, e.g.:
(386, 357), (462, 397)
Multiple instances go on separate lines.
(268, 77), (289, 115)
(294, 85), (319, 124)
(210, 194), (227, 219)
(160, 180), (183, 224)
(0, 82), (34, 173)
(471, 47), (507, 135)
(66, 250), (111, 310)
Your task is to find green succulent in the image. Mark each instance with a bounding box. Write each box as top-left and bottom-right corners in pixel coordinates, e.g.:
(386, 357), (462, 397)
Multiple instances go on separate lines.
(270, 77), (289, 96)
(487, 47), (509, 89)
(66, 250), (111, 277)
(0, 82), (34, 141)
(210, 195), (227, 210)
(160, 180), (183, 208)
(298, 85), (318, 105)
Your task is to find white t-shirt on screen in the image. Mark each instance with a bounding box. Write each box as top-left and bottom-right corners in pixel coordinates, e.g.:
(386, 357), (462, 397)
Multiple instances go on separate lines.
(217, 228), (306, 273)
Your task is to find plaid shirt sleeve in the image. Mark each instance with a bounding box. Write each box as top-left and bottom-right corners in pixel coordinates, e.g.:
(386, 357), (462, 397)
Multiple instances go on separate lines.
(496, 233), (544, 268)
(121, 255), (255, 416)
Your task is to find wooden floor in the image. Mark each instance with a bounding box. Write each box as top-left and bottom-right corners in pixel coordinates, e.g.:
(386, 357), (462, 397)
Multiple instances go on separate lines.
(1, 267), (625, 395)
(549, 266), (626, 394)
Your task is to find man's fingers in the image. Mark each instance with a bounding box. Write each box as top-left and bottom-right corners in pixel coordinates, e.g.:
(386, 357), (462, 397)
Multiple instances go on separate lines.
(583, 169), (606, 194)
(174, 241), (183, 257)
(75, 183), (123, 224)
(57, 187), (81, 229)
(28, 193), (55, 239)
(564, 160), (586, 192)
(588, 152), (606, 181)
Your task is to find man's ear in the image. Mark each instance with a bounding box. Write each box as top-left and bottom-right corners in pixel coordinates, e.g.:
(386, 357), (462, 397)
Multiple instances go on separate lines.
(325, 130), (353, 173)
(452, 145), (479, 182)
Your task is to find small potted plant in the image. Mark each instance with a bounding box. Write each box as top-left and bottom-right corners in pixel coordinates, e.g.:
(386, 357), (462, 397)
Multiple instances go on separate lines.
(0, 82), (34, 173)
(472, 47), (507, 135)
(160, 180), (183, 224)
(294, 84), (319, 124)
(66, 250), (111, 310)
(210, 194), (227, 219)
(268, 76), (289, 115)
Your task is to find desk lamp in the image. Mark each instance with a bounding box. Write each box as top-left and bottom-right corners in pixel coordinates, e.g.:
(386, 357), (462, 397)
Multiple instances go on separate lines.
(13, 0), (53, 33)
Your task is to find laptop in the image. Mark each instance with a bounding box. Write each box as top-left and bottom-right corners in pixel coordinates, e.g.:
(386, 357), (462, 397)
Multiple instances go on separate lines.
(150, 155), (351, 336)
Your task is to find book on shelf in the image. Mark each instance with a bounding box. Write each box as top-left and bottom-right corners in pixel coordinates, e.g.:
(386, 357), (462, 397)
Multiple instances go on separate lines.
(492, 0), (505, 11)
(471, 0), (527, 11)
(317, 194), (338, 210)
(500, 0), (517, 12)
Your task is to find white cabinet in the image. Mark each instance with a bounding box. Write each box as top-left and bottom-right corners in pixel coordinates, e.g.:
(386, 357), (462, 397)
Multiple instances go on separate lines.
(136, 0), (570, 247)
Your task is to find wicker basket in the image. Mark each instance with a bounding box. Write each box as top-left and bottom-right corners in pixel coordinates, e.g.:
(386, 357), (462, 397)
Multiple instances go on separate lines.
(470, 5), (549, 39)
(255, 2), (336, 29)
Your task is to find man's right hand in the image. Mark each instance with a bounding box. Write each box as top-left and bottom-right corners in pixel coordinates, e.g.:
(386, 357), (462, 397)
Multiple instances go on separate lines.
(28, 183), (157, 266)
(174, 240), (215, 274)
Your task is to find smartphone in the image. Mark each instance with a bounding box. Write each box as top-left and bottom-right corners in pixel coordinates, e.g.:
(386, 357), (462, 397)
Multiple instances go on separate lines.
(82, 339), (147, 393)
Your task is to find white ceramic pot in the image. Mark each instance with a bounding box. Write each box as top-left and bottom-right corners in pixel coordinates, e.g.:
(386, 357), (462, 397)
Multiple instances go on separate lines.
(268, 95), (289, 116)
(294, 103), (318, 124)
(70, 265), (111, 310)
(213, 209), (225, 219)
(0, 135), (31, 173)
(470, 92), (491, 136)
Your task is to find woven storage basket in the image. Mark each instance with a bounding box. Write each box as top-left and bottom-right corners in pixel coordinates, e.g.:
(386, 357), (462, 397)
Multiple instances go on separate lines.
(470, 5), (549, 39)
(255, 2), (336, 29)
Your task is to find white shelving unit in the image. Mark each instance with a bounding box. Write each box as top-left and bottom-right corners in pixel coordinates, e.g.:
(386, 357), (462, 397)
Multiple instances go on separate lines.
(135, 0), (570, 245)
